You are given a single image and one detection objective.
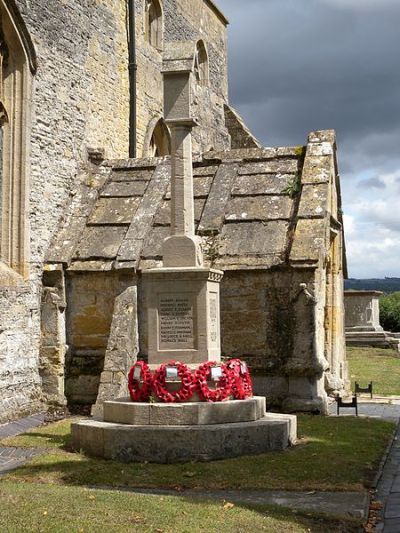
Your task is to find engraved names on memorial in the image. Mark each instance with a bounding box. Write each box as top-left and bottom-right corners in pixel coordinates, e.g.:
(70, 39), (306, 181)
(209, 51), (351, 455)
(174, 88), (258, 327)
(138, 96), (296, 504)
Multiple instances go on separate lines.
(209, 293), (218, 346)
(158, 294), (195, 349)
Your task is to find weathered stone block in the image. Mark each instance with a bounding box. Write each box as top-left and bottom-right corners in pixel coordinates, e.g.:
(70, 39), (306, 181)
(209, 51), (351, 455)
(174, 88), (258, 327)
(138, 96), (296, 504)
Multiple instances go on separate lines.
(238, 160), (298, 175)
(231, 174), (292, 196)
(88, 197), (141, 225)
(100, 181), (149, 197)
(225, 196), (292, 222)
(103, 401), (150, 425)
(219, 221), (289, 256)
(74, 226), (127, 260)
(91, 285), (138, 418)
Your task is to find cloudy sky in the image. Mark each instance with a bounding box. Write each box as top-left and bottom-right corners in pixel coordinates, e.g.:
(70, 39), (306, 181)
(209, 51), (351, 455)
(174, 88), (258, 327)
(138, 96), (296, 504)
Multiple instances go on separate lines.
(217, 0), (400, 279)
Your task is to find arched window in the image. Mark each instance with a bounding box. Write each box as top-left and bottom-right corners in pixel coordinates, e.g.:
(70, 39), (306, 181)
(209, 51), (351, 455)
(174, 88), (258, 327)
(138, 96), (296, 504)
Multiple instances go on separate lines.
(148, 119), (170, 157)
(145, 0), (162, 50)
(0, 2), (35, 277)
(194, 40), (208, 85)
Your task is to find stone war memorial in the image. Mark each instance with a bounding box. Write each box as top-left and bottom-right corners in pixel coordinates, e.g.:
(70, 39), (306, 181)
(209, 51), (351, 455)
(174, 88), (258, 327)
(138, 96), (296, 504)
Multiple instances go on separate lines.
(72, 54), (296, 463)
(0, 0), (348, 428)
(345, 291), (400, 352)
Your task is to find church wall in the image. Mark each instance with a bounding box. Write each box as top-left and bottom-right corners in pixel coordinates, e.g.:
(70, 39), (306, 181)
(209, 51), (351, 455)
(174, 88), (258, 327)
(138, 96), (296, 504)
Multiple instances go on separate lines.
(0, 278), (43, 422)
(0, 0), (230, 421)
(65, 271), (133, 406)
(0, 0), (130, 421)
(220, 268), (331, 412)
(135, 0), (230, 156)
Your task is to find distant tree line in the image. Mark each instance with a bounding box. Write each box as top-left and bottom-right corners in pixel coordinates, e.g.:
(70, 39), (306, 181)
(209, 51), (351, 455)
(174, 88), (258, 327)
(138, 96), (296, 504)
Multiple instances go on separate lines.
(345, 278), (400, 293)
(380, 292), (400, 333)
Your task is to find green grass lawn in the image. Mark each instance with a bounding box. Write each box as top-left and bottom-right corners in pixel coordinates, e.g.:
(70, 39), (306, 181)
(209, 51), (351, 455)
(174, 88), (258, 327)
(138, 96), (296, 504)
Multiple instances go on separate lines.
(347, 346), (400, 396)
(1, 414), (394, 493)
(0, 481), (360, 533)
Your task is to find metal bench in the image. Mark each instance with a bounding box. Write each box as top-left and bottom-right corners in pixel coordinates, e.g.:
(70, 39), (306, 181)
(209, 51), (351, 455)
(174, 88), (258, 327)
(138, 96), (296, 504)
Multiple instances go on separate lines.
(336, 394), (358, 416)
(355, 381), (373, 399)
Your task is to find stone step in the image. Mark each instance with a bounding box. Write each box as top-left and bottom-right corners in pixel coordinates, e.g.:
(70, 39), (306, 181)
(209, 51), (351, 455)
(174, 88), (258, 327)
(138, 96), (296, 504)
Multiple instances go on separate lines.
(71, 410), (297, 464)
(102, 397), (266, 426)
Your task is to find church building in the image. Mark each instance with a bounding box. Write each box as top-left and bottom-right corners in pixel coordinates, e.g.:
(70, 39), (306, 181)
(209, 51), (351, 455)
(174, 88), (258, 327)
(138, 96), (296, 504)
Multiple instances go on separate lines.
(0, 0), (348, 422)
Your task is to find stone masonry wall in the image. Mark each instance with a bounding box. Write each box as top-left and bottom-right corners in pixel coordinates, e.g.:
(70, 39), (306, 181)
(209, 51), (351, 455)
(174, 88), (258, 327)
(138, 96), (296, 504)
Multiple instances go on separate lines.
(65, 271), (135, 405)
(135, 0), (230, 156)
(220, 268), (328, 409)
(0, 276), (42, 422)
(0, 0), (130, 421)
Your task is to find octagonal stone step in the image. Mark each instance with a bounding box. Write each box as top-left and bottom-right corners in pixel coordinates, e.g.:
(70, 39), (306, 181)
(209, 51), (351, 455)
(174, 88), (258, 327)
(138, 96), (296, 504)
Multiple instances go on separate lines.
(71, 404), (297, 464)
(102, 397), (266, 426)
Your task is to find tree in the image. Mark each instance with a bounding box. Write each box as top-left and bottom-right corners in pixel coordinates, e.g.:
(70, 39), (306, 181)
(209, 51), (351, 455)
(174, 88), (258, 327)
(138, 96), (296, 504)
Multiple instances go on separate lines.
(380, 292), (400, 332)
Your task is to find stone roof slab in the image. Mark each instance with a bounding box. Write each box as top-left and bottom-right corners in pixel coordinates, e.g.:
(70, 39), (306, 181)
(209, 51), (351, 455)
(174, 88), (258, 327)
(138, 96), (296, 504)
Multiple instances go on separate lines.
(48, 131), (341, 273)
(232, 174), (293, 196)
(225, 196), (292, 222)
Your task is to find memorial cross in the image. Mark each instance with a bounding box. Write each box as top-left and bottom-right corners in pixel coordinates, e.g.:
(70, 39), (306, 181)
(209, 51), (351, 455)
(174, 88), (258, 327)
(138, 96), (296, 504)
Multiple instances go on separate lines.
(161, 65), (203, 268)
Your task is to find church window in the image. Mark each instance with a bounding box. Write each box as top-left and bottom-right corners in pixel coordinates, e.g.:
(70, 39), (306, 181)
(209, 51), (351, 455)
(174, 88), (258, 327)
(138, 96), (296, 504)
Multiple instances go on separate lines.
(145, 0), (162, 50)
(148, 118), (170, 157)
(194, 40), (208, 85)
(0, 2), (35, 277)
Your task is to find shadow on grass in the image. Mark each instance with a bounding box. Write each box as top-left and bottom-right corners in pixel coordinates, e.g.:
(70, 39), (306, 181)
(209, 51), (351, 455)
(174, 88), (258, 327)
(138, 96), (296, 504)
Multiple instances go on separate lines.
(4, 459), (363, 533)
(14, 431), (72, 449)
(205, 500), (362, 533)
(166, 496), (363, 533)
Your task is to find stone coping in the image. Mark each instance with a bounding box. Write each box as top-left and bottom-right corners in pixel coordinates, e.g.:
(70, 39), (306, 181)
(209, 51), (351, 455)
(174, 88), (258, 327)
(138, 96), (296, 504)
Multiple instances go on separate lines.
(102, 397), (266, 426)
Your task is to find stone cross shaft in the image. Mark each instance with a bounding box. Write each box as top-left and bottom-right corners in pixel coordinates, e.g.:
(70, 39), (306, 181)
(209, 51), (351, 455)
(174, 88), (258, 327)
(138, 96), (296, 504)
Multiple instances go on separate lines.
(169, 120), (196, 237)
(162, 69), (203, 268)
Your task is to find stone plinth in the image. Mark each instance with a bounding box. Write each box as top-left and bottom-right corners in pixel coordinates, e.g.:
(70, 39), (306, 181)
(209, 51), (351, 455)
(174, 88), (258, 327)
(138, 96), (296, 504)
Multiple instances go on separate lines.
(345, 291), (383, 332)
(345, 331), (400, 353)
(142, 267), (223, 364)
(345, 291), (400, 352)
(71, 397), (297, 463)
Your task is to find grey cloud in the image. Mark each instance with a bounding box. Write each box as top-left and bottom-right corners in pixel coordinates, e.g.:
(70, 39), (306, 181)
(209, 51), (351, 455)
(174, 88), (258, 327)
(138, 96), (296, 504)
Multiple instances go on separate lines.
(219, 0), (400, 151)
(361, 177), (386, 190)
(217, 0), (400, 277)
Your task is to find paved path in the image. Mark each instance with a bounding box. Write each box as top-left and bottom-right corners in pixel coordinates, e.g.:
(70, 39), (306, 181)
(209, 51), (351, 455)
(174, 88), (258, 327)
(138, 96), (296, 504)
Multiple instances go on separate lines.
(0, 413), (46, 476)
(329, 399), (400, 530)
(375, 422), (400, 532)
(329, 398), (400, 422)
(0, 413), (46, 439)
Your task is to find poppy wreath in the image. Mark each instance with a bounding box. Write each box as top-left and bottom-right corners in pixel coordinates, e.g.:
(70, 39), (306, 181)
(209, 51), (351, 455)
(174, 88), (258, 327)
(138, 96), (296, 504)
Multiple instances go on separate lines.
(152, 361), (196, 403)
(195, 361), (234, 402)
(226, 358), (253, 400)
(128, 361), (153, 402)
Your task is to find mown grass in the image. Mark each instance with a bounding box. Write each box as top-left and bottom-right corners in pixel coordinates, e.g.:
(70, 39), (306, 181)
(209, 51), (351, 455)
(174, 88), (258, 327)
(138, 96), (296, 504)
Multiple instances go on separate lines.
(0, 481), (361, 533)
(1, 414), (394, 492)
(347, 346), (400, 396)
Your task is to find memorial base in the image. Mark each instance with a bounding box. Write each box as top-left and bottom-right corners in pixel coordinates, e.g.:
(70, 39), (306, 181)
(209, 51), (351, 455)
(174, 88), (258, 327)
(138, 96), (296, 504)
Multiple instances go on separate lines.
(142, 267), (223, 364)
(346, 331), (400, 353)
(71, 397), (297, 463)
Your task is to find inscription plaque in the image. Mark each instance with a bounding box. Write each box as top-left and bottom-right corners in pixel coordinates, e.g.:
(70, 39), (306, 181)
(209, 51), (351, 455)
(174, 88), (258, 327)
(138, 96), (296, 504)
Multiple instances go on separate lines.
(209, 293), (218, 345)
(159, 294), (195, 349)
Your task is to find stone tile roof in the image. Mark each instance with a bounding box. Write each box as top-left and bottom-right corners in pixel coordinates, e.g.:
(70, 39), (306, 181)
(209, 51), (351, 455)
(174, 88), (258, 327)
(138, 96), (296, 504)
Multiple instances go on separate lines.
(46, 130), (343, 272)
